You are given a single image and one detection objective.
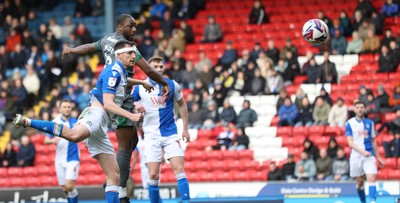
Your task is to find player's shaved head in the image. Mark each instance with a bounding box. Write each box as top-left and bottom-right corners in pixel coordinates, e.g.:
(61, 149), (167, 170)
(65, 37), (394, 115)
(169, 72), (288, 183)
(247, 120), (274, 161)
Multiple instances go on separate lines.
(116, 14), (134, 26)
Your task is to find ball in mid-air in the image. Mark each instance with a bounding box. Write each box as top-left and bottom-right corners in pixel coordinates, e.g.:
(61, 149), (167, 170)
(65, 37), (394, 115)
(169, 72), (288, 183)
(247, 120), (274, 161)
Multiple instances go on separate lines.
(302, 19), (329, 45)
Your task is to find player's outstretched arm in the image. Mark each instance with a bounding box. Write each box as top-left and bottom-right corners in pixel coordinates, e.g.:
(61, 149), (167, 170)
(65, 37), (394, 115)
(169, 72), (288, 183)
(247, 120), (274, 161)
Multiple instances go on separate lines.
(61, 43), (97, 59)
(136, 58), (170, 97)
(346, 136), (370, 156)
(177, 98), (190, 142)
(127, 78), (154, 93)
(103, 93), (143, 122)
(371, 138), (384, 167)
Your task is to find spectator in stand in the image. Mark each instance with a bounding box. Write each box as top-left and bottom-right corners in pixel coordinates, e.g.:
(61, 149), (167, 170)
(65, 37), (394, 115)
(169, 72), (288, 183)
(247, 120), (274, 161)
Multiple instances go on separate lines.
(317, 10), (333, 29)
(74, 0), (92, 18)
(319, 86), (333, 106)
(313, 97), (331, 126)
(9, 43), (27, 77)
(358, 85), (371, 104)
(370, 11), (384, 35)
(202, 15), (223, 43)
(295, 97), (314, 127)
(316, 149), (332, 181)
(160, 11), (174, 38)
(257, 52), (274, 77)
(352, 10), (364, 31)
(11, 78), (28, 114)
(219, 99), (237, 124)
(248, 68), (266, 95)
(136, 15), (153, 39)
(326, 148), (350, 181)
(303, 138), (320, 161)
(329, 19), (344, 37)
(279, 38), (298, 60)
(150, 0), (167, 20)
(139, 37), (156, 61)
(232, 71), (246, 96)
(165, 0), (178, 19)
(76, 83), (90, 111)
(27, 10), (41, 34)
(358, 20), (375, 40)
(177, 0), (198, 19)
(229, 128), (249, 151)
(339, 10), (353, 37)
(319, 51), (338, 83)
(266, 39), (280, 65)
(212, 79), (228, 107)
(236, 100), (258, 128)
(218, 41), (238, 68)
(378, 45), (397, 72)
(294, 152), (316, 181)
(6, 28), (22, 53)
(21, 30), (35, 49)
(276, 89), (289, 112)
(265, 68), (284, 95)
(248, 0), (267, 25)
(376, 84), (391, 113)
(179, 21), (194, 44)
(197, 64), (213, 89)
(188, 102), (203, 129)
(282, 154), (296, 180)
(219, 69), (235, 90)
(238, 49), (253, 70)
(63, 85), (77, 104)
(17, 135), (35, 167)
(180, 61), (197, 89)
(278, 97), (298, 127)
(48, 17), (61, 40)
(389, 84), (400, 109)
(383, 132), (400, 157)
(250, 42), (264, 61)
(328, 97), (348, 127)
(389, 40), (400, 68)
(2, 142), (17, 167)
(23, 64), (40, 107)
(346, 31), (363, 54)
(356, 0), (374, 19)
(365, 92), (381, 123)
(0, 45), (10, 80)
(284, 51), (300, 81)
(331, 29), (347, 55)
(305, 57), (321, 83)
(267, 162), (283, 181)
(170, 29), (186, 52)
(327, 137), (339, 158)
(201, 100), (219, 129)
(382, 0), (399, 17)
(378, 108), (400, 135)
(92, 0), (104, 16)
(205, 124), (234, 151)
(195, 51), (212, 72)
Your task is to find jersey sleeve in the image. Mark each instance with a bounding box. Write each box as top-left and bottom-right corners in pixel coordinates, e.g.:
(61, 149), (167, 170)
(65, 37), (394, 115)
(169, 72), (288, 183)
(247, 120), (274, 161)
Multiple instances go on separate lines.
(45, 133), (54, 138)
(102, 69), (121, 94)
(173, 80), (183, 101)
(132, 85), (141, 102)
(94, 37), (104, 52)
(345, 122), (353, 136)
(370, 120), (376, 138)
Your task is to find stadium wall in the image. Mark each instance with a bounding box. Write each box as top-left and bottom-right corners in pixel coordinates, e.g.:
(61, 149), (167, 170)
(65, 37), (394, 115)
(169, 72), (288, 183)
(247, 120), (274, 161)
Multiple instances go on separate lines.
(1, 181), (399, 203)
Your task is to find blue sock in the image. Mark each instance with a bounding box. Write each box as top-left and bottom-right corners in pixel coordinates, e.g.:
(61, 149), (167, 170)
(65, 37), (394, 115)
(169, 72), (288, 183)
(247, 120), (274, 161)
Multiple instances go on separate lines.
(67, 189), (78, 203)
(176, 173), (190, 201)
(358, 188), (366, 203)
(369, 184), (377, 202)
(30, 120), (64, 136)
(148, 179), (161, 203)
(105, 186), (119, 203)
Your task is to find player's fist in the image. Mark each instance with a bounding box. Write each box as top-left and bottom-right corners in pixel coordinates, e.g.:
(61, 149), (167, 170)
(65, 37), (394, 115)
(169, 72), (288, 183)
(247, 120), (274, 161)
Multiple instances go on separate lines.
(363, 151), (371, 157)
(142, 81), (154, 93)
(135, 102), (145, 113)
(161, 84), (170, 101)
(61, 47), (72, 59)
(129, 113), (144, 122)
(377, 157), (384, 167)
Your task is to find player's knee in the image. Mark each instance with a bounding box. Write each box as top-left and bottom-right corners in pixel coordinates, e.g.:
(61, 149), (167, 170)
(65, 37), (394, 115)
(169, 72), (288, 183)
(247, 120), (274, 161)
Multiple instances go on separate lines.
(149, 172), (160, 180)
(367, 176), (376, 183)
(173, 165), (185, 174)
(64, 183), (75, 192)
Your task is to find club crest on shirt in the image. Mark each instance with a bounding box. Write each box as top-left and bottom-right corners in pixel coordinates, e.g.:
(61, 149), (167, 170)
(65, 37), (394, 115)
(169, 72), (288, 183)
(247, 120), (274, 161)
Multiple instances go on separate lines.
(108, 77), (117, 87)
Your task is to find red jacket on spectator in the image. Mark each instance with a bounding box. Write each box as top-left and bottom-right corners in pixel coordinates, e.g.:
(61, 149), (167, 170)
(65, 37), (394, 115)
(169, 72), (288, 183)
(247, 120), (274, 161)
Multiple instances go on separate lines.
(6, 31), (22, 53)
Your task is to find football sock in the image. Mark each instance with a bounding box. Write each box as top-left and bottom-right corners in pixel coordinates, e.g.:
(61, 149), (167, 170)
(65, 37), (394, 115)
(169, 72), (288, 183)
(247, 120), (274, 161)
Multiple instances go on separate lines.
(357, 187), (366, 203)
(105, 185), (119, 203)
(118, 187), (127, 199)
(67, 188), (78, 203)
(176, 173), (190, 201)
(117, 149), (132, 190)
(30, 120), (63, 136)
(368, 183), (377, 202)
(148, 179), (162, 203)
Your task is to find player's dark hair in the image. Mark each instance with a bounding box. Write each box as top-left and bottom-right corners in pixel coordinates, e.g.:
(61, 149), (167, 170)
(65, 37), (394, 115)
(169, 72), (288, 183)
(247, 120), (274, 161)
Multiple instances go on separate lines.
(59, 99), (72, 107)
(148, 56), (164, 64)
(114, 40), (134, 51)
(116, 14), (133, 26)
(354, 101), (366, 107)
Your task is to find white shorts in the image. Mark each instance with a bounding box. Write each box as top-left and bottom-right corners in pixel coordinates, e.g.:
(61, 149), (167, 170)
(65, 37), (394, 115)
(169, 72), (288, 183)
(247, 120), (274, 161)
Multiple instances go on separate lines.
(349, 156), (377, 177)
(55, 161), (80, 186)
(144, 135), (184, 163)
(78, 106), (114, 157)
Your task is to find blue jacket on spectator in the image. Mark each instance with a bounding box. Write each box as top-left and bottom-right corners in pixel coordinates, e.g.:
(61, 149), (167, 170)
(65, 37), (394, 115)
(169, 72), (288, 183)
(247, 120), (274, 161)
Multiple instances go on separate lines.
(219, 49), (238, 66)
(278, 104), (298, 121)
(382, 2), (399, 17)
(150, 1), (167, 19)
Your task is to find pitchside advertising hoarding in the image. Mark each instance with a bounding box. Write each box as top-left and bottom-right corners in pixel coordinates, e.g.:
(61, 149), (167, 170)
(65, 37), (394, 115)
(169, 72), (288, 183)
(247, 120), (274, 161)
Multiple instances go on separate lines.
(0, 181), (398, 202)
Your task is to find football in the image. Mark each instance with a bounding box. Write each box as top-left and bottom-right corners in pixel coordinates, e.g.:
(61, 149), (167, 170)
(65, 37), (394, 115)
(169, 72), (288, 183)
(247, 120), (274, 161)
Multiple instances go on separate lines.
(302, 19), (329, 45)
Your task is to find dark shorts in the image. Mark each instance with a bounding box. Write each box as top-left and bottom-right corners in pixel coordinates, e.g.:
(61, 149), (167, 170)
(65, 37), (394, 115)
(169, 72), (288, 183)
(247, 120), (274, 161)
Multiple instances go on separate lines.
(116, 94), (136, 128)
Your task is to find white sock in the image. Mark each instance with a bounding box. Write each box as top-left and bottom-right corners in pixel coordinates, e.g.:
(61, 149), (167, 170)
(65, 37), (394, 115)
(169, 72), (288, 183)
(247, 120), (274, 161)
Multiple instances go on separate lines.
(118, 187), (127, 198)
(68, 188), (78, 198)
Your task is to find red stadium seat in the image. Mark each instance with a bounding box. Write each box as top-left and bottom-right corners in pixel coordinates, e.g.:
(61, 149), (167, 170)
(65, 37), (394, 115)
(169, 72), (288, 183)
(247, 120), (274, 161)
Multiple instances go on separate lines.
(232, 171), (250, 181)
(30, 134), (45, 144)
(23, 166), (38, 177)
(186, 172), (200, 182)
(197, 129), (214, 140)
(206, 150), (223, 161)
(243, 161), (260, 171)
(87, 174), (105, 185)
(226, 160), (245, 171)
(382, 158), (397, 169)
(7, 167), (23, 176)
(324, 126), (343, 137)
(25, 177), (41, 187)
(9, 177), (26, 187)
(309, 126), (325, 136)
(358, 54), (375, 63)
(194, 160), (211, 172)
(199, 171), (215, 182)
(0, 178), (10, 188)
(222, 150), (239, 160)
(215, 171), (234, 181)
(282, 137), (296, 147)
(376, 170), (388, 180)
(188, 150), (207, 161)
(239, 150), (254, 161)
(387, 169), (400, 179)
(209, 160), (227, 171)
(293, 127), (309, 137)
(277, 126), (293, 137)
(249, 170), (266, 181)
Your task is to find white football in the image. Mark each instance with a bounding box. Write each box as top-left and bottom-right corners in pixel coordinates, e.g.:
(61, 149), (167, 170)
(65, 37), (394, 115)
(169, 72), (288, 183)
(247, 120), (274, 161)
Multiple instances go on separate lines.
(302, 19), (329, 45)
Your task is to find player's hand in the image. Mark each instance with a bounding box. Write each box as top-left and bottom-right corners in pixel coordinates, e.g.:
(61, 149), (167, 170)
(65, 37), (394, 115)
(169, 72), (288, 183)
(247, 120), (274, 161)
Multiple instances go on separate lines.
(377, 157), (384, 167)
(363, 151), (371, 157)
(142, 81), (154, 93)
(61, 47), (72, 59)
(129, 113), (144, 122)
(161, 84), (170, 101)
(182, 129), (190, 143)
(135, 102), (145, 113)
